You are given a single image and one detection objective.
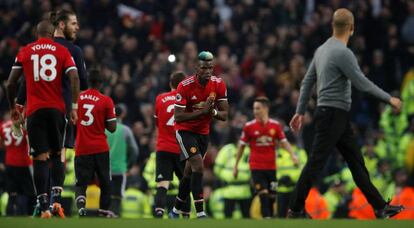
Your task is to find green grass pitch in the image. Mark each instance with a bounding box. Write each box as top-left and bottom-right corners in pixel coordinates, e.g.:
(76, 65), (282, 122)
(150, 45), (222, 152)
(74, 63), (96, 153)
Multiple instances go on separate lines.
(0, 218), (413, 228)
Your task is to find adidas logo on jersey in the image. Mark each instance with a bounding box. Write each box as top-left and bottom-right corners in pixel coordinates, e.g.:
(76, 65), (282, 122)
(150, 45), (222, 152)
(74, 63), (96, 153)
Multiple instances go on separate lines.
(157, 174), (163, 179)
(191, 95), (197, 100)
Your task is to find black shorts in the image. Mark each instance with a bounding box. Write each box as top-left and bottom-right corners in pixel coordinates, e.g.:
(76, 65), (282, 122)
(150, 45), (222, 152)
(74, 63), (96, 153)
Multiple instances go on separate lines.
(251, 170), (277, 194)
(27, 108), (66, 156)
(110, 174), (126, 197)
(6, 166), (36, 197)
(175, 130), (209, 161)
(156, 151), (185, 182)
(75, 152), (111, 187)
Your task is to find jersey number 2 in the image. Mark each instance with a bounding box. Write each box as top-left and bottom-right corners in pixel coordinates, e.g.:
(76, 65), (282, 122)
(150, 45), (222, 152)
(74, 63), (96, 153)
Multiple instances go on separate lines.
(31, 54), (57, 82)
(81, 104), (95, 126)
(166, 104), (174, 126)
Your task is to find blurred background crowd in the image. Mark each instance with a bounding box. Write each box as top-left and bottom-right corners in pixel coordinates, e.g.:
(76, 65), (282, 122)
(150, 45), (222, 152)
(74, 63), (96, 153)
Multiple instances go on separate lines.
(0, 0), (414, 219)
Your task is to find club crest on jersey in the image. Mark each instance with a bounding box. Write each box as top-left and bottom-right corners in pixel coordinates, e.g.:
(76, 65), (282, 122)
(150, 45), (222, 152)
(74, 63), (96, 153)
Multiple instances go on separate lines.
(269, 128), (276, 136)
(209, 92), (216, 99)
(190, 147), (197, 153)
(176, 93), (182, 102)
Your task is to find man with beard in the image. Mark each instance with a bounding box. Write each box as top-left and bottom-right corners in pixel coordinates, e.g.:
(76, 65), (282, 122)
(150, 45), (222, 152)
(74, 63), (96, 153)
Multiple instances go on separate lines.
(16, 9), (87, 218)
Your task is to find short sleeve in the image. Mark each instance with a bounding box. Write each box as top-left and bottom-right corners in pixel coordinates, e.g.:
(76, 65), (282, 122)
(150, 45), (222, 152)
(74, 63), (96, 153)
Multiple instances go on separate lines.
(216, 80), (227, 102)
(106, 97), (116, 122)
(175, 83), (187, 108)
(239, 125), (249, 145)
(154, 95), (160, 119)
(63, 48), (77, 75)
(12, 48), (25, 69)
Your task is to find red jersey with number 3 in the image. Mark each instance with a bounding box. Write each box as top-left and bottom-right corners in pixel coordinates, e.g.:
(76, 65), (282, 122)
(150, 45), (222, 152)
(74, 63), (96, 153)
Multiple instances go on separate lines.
(155, 90), (180, 154)
(13, 38), (77, 117)
(240, 119), (286, 170)
(75, 89), (116, 156)
(0, 120), (31, 167)
(174, 75), (227, 135)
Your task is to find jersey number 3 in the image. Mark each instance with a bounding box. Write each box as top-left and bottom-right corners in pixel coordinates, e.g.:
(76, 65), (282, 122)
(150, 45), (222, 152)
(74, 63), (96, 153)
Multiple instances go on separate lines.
(81, 104), (95, 126)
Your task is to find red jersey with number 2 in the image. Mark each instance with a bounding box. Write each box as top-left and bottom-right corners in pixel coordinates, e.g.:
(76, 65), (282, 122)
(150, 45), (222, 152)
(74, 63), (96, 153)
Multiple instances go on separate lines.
(13, 38), (77, 117)
(154, 90), (180, 154)
(75, 89), (116, 156)
(0, 120), (31, 167)
(174, 75), (227, 135)
(240, 119), (286, 170)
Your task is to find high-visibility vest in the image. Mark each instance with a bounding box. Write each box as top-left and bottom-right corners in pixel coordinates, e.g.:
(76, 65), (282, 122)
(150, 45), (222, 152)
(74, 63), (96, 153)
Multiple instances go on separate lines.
(63, 148), (76, 202)
(214, 144), (251, 199)
(348, 188), (375, 220)
(209, 188), (226, 219)
(0, 192), (8, 216)
(121, 188), (151, 218)
(379, 106), (409, 167)
(324, 189), (341, 217)
(64, 148), (76, 187)
(401, 69), (414, 115)
(277, 146), (307, 193)
(405, 138), (414, 172)
(390, 187), (414, 219)
(305, 187), (329, 219)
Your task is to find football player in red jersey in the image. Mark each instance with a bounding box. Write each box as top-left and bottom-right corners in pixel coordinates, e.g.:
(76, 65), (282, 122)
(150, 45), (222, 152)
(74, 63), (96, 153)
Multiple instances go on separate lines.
(6, 20), (80, 219)
(0, 112), (35, 216)
(74, 69), (116, 217)
(169, 51), (229, 219)
(153, 71), (188, 218)
(233, 96), (299, 218)
(15, 11), (88, 217)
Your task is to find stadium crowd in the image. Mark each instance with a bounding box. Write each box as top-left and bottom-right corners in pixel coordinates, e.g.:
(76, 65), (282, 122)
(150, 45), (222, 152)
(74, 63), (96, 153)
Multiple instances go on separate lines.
(0, 0), (414, 219)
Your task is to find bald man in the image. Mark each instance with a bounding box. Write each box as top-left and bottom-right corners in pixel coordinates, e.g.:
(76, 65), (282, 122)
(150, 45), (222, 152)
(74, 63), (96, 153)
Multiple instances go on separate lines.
(6, 20), (79, 218)
(288, 9), (403, 219)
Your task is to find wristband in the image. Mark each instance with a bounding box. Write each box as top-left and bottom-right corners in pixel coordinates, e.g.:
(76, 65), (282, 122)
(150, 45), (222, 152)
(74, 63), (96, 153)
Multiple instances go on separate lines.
(212, 109), (218, 116)
(72, 103), (78, 109)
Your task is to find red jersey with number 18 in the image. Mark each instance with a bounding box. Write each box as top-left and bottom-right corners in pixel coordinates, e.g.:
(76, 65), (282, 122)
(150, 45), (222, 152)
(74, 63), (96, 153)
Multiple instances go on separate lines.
(240, 119), (286, 170)
(0, 120), (31, 167)
(75, 89), (116, 156)
(174, 75), (227, 135)
(154, 90), (180, 154)
(13, 38), (77, 117)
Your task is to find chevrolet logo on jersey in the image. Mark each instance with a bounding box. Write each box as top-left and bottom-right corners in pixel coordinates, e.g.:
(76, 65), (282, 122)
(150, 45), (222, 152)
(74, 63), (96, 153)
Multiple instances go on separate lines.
(256, 135), (273, 146)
